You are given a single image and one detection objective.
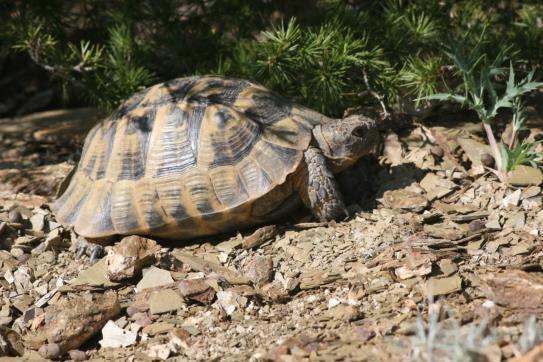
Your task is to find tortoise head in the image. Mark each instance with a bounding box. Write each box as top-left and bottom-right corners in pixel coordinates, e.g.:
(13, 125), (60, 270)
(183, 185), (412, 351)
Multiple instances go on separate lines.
(313, 115), (379, 172)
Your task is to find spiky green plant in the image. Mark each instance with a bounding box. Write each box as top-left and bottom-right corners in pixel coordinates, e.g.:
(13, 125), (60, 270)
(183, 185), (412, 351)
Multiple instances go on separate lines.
(422, 32), (543, 181)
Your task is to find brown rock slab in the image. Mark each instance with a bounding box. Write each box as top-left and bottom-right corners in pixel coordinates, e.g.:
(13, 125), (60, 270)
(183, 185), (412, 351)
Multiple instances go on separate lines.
(382, 132), (404, 165)
(242, 225), (278, 249)
(508, 165), (543, 186)
(42, 291), (120, 357)
(177, 279), (216, 305)
(420, 173), (456, 201)
(245, 256), (274, 287)
(300, 270), (342, 290)
(326, 305), (362, 322)
(394, 252), (433, 280)
(106, 235), (160, 281)
(438, 259), (458, 276)
(259, 281), (290, 302)
(149, 289), (184, 314)
(481, 270), (543, 313)
(172, 251), (250, 285)
(423, 222), (468, 240)
(423, 275), (462, 296)
(381, 189), (428, 212)
(142, 322), (175, 336)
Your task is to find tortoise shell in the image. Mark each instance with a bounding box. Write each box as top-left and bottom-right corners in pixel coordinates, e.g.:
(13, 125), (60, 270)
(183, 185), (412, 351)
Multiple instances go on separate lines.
(53, 76), (327, 239)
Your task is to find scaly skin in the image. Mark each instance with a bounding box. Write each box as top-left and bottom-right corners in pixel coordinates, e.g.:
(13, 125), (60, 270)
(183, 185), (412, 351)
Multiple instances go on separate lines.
(299, 146), (348, 221)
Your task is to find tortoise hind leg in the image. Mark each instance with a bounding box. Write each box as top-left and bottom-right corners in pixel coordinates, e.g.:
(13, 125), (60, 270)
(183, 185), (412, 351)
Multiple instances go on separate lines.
(299, 147), (347, 221)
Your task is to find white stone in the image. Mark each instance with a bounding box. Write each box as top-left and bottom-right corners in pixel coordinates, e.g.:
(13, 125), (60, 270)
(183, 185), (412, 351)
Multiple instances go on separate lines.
(99, 320), (137, 348)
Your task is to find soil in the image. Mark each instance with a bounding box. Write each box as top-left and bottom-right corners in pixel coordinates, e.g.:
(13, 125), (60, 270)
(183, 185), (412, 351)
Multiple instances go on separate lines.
(0, 107), (542, 361)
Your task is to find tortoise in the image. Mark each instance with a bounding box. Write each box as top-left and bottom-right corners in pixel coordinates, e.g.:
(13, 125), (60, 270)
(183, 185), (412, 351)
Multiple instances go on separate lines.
(52, 76), (378, 241)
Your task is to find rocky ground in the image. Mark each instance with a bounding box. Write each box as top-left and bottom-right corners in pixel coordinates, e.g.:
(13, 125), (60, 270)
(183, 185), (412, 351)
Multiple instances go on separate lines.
(0, 108), (543, 361)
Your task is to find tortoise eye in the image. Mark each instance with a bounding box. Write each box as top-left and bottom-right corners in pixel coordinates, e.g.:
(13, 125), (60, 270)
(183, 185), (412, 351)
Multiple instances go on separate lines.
(352, 126), (365, 137)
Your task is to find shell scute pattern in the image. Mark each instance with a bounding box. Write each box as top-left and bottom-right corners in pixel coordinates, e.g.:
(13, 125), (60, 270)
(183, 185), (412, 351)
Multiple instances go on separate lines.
(53, 76), (315, 238)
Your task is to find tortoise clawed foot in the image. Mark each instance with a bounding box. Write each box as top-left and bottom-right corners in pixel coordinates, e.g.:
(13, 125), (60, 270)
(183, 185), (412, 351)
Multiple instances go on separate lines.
(73, 236), (104, 262)
(89, 245), (104, 263)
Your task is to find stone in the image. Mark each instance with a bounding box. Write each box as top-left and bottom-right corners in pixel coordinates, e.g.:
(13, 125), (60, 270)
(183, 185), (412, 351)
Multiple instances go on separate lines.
(420, 173), (456, 201)
(381, 189), (428, 212)
(99, 320), (137, 348)
(423, 275), (462, 296)
(149, 289), (184, 315)
(242, 225), (278, 249)
(501, 189), (522, 208)
(438, 259), (458, 276)
(136, 267), (174, 291)
(173, 251), (250, 285)
(43, 291), (121, 356)
(177, 279), (216, 305)
(245, 256), (274, 287)
(216, 290), (247, 316)
(508, 165), (543, 186)
(106, 235), (160, 281)
(481, 270), (543, 313)
(70, 258), (118, 288)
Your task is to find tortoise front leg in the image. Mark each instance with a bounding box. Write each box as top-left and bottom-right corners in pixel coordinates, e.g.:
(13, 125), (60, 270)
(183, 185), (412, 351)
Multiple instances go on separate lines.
(299, 147), (348, 221)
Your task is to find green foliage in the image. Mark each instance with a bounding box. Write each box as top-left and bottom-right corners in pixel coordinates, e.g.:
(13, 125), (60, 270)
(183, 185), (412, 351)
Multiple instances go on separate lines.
(400, 55), (443, 105)
(3, 0), (542, 117)
(91, 24), (156, 110)
(247, 18), (392, 114)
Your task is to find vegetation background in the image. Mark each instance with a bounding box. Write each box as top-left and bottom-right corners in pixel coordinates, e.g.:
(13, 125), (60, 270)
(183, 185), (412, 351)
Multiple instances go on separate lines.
(1, 0), (542, 119)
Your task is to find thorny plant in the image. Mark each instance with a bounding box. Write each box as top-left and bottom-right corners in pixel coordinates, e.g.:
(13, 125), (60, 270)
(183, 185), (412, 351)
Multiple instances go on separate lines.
(422, 31), (543, 183)
(411, 297), (496, 362)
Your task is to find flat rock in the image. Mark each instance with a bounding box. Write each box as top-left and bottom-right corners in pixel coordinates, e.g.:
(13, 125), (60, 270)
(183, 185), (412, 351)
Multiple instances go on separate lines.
(172, 251), (250, 285)
(420, 173), (456, 201)
(438, 259), (458, 276)
(142, 322), (175, 336)
(423, 275), (462, 296)
(70, 258), (118, 288)
(502, 189), (522, 208)
(508, 165), (543, 186)
(394, 254), (432, 280)
(149, 289), (184, 314)
(326, 305), (362, 322)
(136, 267), (173, 291)
(242, 225), (278, 249)
(381, 189), (428, 212)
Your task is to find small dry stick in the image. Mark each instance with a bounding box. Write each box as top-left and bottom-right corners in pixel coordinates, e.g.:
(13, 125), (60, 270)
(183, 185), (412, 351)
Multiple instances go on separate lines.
(362, 68), (390, 120)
